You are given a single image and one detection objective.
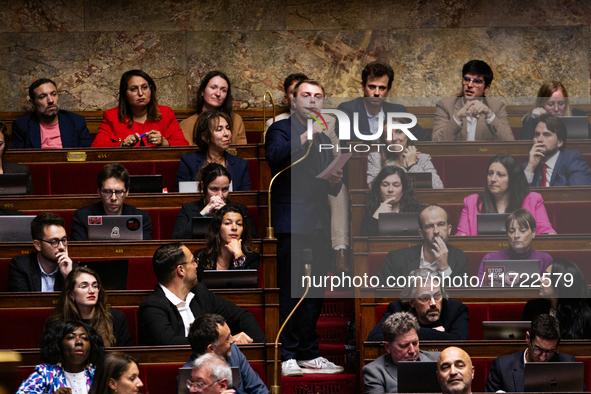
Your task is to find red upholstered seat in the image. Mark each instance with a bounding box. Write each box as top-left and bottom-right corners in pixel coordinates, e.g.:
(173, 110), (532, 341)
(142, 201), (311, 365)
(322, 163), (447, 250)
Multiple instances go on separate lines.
(0, 258), (10, 292)
(118, 307), (138, 345)
(471, 358), (492, 393)
(0, 309), (53, 349)
(126, 258), (159, 290)
(27, 164), (50, 195)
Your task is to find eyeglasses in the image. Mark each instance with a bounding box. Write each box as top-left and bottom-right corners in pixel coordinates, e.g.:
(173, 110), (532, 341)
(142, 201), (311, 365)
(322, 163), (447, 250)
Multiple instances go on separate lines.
(186, 379), (220, 390)
(462, 76), (484, 86)
(38, 237), (68, 248)
(416, 293), (443, 304)
(100, 189), (126, 198)
(532, 346), (556, 356)
(77, 283), (100, 292)
(127, 84), (150, 94)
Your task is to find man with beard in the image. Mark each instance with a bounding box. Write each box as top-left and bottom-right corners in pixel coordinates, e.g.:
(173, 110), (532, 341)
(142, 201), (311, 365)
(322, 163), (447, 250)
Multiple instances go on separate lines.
(368, 268), (469, 341)
(363, 312), (440, 393)
(377, 204), (468, 284)
(181, 314), (268, 394)
(523, 114), (591, 186)
(138, 243), (266, 346)
(12, 78), (91, 148)
(8, 213), (75, 292)
(437, 347), (474, 394)
(432, 60), (513, 141)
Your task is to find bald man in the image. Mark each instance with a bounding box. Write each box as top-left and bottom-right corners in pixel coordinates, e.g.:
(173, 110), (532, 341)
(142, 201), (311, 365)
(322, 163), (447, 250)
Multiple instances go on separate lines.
(437, 347), (474, 394)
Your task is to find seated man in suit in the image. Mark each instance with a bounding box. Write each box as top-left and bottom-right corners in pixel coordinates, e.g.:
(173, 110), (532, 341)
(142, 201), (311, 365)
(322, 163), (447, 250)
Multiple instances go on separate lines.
(485, 314), (576, 392)
(432, 60), (513, 141)
(181, 314), (268, 394)
(337, 62), (431, 142)
(71, 163), (152, 240)
(188, 353), (235, 394)
(523, 114), (591, 186)
(437, 347), (474, 394)
(11, 78), (91, 148)
(138, 243), (266, 346)
(377, 204), (469, 284)
(8, 213), (75, 292)
(363, 312), (440, 393)
(368, 268), (469, 341)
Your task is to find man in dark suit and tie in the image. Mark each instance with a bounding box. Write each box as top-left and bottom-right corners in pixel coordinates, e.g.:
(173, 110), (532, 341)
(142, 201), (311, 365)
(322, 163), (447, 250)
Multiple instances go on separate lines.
(523, 114), (591, 186)
(12, 78), (91, 149)
(485, 314), (576, 392)
(368, 268), (469, 342)
(8, 213), (74, 292)
(266, 79), (344, 376)
(336, 62), (431, 142)
(377, 205), (469, 285)
(363, 312), (440, 393)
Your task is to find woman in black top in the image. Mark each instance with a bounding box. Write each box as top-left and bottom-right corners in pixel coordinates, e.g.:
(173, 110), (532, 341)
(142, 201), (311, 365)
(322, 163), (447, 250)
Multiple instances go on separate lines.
(171, 162), (257, 239)
(360, 166), (422, 236)
(193, 204), (260, 282)
(46, 266), (133, 347)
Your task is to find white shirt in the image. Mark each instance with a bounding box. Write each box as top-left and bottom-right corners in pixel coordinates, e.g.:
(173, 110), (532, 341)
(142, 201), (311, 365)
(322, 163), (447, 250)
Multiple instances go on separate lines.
(37, 257), (59, 292)
(160, 284), (196, 337)
(453, 104), (496, 141)
(525, 151), (560, 186)
(366, 107), (385, 135)
(419, 245), (453, 277)
(64, 370), (88, 394)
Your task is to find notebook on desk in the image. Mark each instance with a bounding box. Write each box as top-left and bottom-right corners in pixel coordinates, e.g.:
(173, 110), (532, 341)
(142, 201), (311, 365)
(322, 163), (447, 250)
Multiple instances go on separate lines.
(0, 173), (28, 195)
(86, 215), (143, 241)
(378, 212), (420, 236)
(0, 215), (35, 242)
(559, 116), (589, 140)
(477, 213), (510, 235)
(129, 175), (163, 193)
(397, 361), (440, 393)
(201, 269), (258, 289)
(524, 362), (584, 392)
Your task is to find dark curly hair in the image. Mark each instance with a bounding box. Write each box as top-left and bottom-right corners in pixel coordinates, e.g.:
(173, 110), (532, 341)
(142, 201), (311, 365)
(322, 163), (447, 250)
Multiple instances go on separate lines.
(198, 204), (253, 269)
(478, 154), (530, 214)
(366, 166), (421, 216)
(551, 259), (591, 339)
(40, 320), (104, 366)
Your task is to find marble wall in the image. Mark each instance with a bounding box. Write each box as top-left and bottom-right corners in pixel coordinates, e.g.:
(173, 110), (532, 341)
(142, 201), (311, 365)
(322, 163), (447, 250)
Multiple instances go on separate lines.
(0, 0), (590, 111)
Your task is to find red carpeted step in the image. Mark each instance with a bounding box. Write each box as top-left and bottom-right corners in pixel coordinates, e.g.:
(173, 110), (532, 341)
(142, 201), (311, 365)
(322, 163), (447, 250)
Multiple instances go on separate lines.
(316, 317), (350, 344)
(320, 297), (354, 318)
(318, 343), (347, 367)
(281, 373), (356, 394)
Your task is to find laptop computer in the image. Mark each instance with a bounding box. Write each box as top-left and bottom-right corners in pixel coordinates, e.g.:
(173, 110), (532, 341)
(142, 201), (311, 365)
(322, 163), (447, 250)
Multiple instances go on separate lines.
(407, 172), (433, 189)
(0, 215), (35, 242)
(477, 213), (511, 235)
(482, 321), (531, 340)
(524, 362), (584, 392)
(78, 260), (129, 290)
(192, 217), (214, 239)
(397, 361), (440, 393)
(0, 173), (29, 195)
(378, 212), (420, 236)
(129, 175), (163, 193)
(481, 260), (540, 287)
(177, 366), (240, 394)
(86, 215), (143, 241)
(201, 269), (259, 289)
(559, 116), (589, 140)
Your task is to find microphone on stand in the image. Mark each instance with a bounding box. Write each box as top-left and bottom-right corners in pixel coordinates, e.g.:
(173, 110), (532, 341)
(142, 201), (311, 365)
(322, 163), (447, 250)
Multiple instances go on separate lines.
(271, 249), (313, 394)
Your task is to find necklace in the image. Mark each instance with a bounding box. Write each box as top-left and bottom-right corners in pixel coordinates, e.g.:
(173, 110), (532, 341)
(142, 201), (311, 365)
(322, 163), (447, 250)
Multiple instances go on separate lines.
(217, 260), (230, 269)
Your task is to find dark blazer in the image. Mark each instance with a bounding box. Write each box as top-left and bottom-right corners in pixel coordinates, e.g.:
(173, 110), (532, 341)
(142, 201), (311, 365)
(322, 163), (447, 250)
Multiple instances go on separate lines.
(521, 298), (551, 321)
(8, 252), (77, 292)
(377, 244), (469, 283)
(170, 198), (258, 239)
(367, 298), (469, 341)
(176, 150), (251, 191)
(362, 351), (440, 394)
(2, 159), (34, 194)
(336, 98), (431, 142)
(265, 116), (341, 235)
(522, 148), (591, 186)
(138, 283), (267, 345)
(11, 110), (92, 149)
(71, 202), (152, 241)
(194, 249), (261, 282)
(485, 350), (576, 392)
(520, 108), (591, 140)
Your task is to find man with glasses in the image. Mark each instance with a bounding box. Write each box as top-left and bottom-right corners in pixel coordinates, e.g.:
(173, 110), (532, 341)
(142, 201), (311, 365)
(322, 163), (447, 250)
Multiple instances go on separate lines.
(71, 163), (152, 240)
(8, 213), (76, 292)
(12, 78), (91, 149)
(188, 353), (235, 394)
(368, 268), (469, 341)
(485, 314), (576, 392)
(522, 114), (591, 186)
(432, 60), (514, 141)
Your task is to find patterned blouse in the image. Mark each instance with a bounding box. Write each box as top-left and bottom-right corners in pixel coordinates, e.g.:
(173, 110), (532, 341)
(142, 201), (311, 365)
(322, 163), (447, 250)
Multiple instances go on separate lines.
(17, 363), (95, 394)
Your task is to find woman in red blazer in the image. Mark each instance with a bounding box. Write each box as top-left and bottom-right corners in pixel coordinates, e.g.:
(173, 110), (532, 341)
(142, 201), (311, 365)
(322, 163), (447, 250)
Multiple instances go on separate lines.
(92, 70), (188, 147)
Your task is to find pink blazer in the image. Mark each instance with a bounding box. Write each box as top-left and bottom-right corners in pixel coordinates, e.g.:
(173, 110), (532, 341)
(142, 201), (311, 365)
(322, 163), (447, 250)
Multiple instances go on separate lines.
(456, 192), (556, 235)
